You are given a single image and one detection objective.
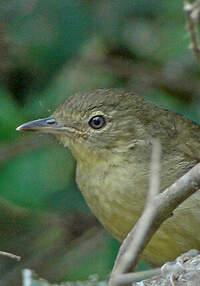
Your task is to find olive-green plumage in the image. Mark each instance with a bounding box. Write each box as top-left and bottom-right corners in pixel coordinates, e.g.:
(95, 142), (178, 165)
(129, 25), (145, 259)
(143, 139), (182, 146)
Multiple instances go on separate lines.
(17, 88), (200, 266)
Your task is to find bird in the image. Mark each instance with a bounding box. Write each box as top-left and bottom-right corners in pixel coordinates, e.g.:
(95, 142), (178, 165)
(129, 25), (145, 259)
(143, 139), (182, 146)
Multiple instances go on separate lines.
(16, 88), (200, 266)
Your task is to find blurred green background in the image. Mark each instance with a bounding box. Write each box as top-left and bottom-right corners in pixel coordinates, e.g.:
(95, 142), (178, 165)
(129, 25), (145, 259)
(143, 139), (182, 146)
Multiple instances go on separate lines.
(0, 0), (200, 285)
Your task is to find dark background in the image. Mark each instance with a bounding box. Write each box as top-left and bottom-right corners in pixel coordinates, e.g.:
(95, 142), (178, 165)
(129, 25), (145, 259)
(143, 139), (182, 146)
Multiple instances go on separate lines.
(0, 0), (200, 285)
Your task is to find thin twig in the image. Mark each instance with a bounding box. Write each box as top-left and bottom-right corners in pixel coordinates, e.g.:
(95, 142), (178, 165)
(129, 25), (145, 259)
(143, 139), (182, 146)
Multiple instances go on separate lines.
(0, 251), (21, 261)
(22, 269), (32, 286)
(109, 139), (161, 285)
(184, 0), (200, 64)
(109, 162), (200, 286)
(147, 138), (161, 202)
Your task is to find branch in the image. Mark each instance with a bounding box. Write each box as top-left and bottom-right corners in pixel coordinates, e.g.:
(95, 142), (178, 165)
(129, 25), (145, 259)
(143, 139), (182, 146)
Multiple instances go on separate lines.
(0, 251), (21, 261)
(184, 0), (200, 64)
(109, 156), (200, 285)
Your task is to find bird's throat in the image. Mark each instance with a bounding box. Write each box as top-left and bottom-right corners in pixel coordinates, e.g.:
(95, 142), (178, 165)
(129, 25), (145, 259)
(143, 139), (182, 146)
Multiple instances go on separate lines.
(73, 146), (147, 241)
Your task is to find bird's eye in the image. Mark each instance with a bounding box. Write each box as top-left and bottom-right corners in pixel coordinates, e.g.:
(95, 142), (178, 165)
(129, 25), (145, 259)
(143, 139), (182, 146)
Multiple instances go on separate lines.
(88, 115), (106, 130)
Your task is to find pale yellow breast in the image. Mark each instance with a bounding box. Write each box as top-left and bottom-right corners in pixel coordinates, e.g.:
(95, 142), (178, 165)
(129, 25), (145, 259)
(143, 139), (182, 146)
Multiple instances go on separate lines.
(74, 144), (200, 266)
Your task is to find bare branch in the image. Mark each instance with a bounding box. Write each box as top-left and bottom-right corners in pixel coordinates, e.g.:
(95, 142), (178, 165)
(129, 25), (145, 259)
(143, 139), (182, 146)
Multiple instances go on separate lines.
(109, 139), (161, 285)
(184, 0), (200, 63)
(109, 158), (200, 286)
(0, 251), (21, 261)
(148, 138), (161, 202)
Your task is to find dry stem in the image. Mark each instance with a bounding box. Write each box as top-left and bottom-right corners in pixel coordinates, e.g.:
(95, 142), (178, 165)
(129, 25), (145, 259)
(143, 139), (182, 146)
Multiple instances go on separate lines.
(0, 251), (21, 261)
(184, 0), (200, 63)
(109, 150), (200, 286)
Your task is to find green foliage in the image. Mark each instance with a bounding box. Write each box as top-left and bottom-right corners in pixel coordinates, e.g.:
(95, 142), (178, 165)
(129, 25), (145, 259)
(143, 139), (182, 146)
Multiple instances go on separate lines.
(0, 88), (24, 141)
(0, 145), (75, 209)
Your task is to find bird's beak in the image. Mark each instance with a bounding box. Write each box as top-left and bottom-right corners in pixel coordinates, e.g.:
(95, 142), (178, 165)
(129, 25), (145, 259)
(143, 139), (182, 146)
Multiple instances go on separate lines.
(16, 117), (86, 137)
(16, 117), (70, 134)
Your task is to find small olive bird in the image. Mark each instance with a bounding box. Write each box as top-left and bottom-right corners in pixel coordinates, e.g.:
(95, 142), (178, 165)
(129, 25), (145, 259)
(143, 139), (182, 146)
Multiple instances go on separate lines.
(17, 88), (200, 266)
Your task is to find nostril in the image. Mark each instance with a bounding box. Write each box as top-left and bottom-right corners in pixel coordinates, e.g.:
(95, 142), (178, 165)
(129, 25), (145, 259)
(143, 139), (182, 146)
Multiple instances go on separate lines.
(46, 118), (56, 125)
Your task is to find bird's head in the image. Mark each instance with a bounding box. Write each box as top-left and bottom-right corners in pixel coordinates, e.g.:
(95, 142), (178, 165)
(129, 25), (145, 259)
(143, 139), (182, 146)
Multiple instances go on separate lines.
(17, 89), (139, 160)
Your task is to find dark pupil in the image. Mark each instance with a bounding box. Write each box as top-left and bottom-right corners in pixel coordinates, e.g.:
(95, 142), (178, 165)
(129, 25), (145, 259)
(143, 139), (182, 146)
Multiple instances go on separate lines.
(93, 117), (101, 126)
(89, 115), (106, 129)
